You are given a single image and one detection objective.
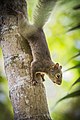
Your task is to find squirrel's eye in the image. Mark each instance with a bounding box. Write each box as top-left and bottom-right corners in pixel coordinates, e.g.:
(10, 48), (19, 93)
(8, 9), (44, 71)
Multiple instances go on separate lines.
(55, 73), (61, 78)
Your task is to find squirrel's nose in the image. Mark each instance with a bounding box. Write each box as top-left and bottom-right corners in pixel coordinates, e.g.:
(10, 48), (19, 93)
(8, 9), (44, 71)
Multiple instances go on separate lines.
(57, 74), (60, 78)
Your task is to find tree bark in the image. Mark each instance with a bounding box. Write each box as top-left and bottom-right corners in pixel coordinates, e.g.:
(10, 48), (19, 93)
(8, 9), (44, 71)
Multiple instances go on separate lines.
(0, 0), (52, 120)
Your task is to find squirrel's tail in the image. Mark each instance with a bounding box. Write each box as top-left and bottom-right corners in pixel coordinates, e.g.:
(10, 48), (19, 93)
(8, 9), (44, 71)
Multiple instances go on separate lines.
(33, 0), (57, 28)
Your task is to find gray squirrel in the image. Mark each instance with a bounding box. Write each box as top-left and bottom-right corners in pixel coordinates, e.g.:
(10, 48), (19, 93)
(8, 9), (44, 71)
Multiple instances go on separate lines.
(15, 0), (62, 85)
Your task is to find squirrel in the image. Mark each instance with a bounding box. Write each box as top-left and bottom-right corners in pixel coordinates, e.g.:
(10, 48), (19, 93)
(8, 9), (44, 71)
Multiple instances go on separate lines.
(14, 0), (62, 85)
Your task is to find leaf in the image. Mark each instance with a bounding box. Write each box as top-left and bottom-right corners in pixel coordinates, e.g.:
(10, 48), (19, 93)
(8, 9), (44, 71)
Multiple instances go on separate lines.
(68, 25), (80, 32)
(64, 52), (80, 65)
(64, 64), (80, 72)
(56, 90), (80, 105)
(70, 52), (80, 59)
(67, 52), (80, 63)
(71, 77), (80, 88)
(73, 5), (80, 10)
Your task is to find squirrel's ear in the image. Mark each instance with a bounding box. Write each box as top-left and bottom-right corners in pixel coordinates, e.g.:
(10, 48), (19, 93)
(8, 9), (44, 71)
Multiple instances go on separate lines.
(60, 66), (62, 69)
(54, 63), (59, 69)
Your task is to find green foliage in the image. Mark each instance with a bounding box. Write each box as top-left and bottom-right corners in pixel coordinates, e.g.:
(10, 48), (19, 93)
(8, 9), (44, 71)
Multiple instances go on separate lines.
(65, 64), (80, 71)
(56, 90), (80, 104)
(0, 49), (13, 120)
(0, 75), (14, 120)
(54, 52), (80, 107)
(70, 77), (80, 88)
(57, 0), (80, 31)
(44, 0), (80, 120)
(0, 93), (13, 120)
(27, 0), (37, 22)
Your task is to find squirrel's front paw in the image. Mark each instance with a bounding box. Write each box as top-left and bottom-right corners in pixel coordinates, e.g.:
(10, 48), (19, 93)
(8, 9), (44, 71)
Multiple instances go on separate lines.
(31, 79), (38, 85)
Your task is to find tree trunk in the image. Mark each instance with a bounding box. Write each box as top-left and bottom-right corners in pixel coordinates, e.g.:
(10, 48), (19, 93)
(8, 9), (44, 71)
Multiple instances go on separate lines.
(0, 0), (52, 120)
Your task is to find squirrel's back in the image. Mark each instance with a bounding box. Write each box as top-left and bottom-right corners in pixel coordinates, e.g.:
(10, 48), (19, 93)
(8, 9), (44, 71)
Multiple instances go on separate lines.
(27, 29), (51, 61)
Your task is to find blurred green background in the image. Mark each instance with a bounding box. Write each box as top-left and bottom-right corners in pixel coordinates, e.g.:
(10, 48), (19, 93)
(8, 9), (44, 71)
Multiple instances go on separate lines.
(0, 0), (80, 120)
(0, 48), (13, 120)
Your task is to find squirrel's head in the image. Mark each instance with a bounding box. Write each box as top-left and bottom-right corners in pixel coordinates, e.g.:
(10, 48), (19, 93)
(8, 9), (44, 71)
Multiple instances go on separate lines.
(48, 63), (62, 85)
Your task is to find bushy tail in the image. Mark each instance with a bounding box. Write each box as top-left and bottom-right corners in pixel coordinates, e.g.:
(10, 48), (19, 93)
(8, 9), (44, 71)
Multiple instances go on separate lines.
(33, 0), (57, 28)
